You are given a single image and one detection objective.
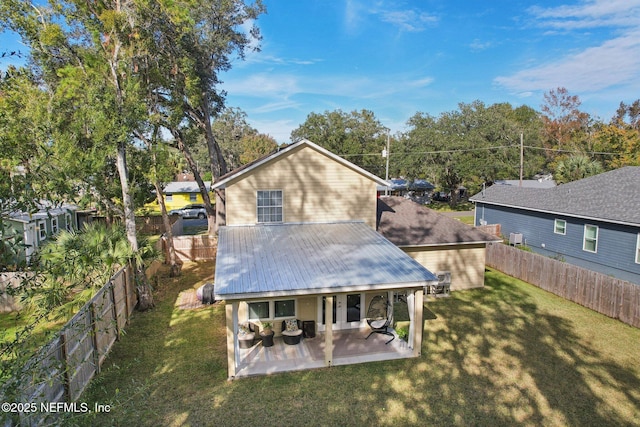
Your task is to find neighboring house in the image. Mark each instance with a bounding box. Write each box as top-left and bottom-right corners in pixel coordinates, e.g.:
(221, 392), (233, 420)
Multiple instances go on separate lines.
(145, 181), (213, 212)
(493, 177), (556, 189)
(212, 139), (439, 379)
(377, 196), (501, 291)
(4, 204), (79, 265)
(470, 167), (640, 285)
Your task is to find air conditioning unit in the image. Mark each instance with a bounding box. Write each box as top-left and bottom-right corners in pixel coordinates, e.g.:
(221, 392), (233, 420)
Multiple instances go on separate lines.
(509, 233), (523, 246)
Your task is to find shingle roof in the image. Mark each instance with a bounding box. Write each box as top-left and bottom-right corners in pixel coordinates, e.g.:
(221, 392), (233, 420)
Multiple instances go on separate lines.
(214, 221), (438, 300)
(376, 196), (500, 246)
(470, 166), (640, 226)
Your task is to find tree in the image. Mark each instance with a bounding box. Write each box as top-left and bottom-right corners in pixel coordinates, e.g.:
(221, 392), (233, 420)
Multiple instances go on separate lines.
(540, 87), (592, 162)
(554, 154), (603, 184)
(594, 100), (640, 168)
(291, 109), (389, 177)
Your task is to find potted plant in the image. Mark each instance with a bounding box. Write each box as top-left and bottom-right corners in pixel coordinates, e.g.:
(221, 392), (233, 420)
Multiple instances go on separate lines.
(260, 321), (274, 347)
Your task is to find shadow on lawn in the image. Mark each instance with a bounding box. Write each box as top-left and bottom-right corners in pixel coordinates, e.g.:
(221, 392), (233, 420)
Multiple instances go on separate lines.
(416, 272), (640, 426)
(77, 264), (640, 427)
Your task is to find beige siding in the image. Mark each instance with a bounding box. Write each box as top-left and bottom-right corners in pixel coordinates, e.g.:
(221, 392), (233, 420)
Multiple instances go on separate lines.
(403, 244), (487, 290)
(225, 145), (378, 228)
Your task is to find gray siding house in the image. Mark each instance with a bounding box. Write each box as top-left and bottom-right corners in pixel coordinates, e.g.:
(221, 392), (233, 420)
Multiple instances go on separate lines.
(470, 167), (640, 285)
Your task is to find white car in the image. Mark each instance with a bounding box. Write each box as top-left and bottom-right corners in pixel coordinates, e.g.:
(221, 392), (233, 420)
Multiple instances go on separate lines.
(169, 204), (207, 219)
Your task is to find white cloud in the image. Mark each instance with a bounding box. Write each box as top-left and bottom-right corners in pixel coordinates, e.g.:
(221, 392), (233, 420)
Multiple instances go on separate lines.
(495, 29), (640, 93)
(377, 9), (439, 32)
(528, 0), (640, 30)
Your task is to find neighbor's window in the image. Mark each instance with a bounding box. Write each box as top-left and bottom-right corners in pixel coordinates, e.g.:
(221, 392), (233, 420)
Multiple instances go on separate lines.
(583, 225), (598, 253)
(51, 218), (58, 234)
(166, 194), (173, 202)
(65, 213), (72, 231)
(635, 234), (640, 264)
(38, 221), (46, 241)
(248, 301), (270, 319)
(554, 219), (566, 235)
(257, 190), (283, 223)
(190, 193), (197, 202)
(274, 300), (295, 318)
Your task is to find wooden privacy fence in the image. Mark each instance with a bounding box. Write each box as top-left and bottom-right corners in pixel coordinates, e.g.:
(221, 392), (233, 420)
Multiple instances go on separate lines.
(486, 243), (640, 328)
(9, 266), (136, 426)
(168, 235), (217, 262)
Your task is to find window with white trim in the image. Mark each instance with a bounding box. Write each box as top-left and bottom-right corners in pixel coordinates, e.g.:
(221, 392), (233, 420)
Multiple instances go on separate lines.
(554, 219), (566, 235)
(257, 190), (283, 223)
(166, 194), (173, 202)
(248, 299), (296, 320)
(38, 221), (46, 241)
(51, 218), (58, 234)
(636, 233), (640, 264)
(190, 193), (197, 202)
(65, 213), (72, 231)
(583, 225), (598, 253)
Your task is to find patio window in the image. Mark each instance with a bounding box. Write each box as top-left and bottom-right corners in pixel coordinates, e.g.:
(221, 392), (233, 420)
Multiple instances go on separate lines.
(554, 219), (566, 235)
(257, 190), (283, 223)
(583, 225), (598, 253)
(248, 302), (270, 319)
(274, 300), (295, 318)
(636, 234), (640, 264)
(248, 299), (296, 320)
(51, 218), (58, 234)
(190, 193), (197, 202)
(38, 221), (46, 241)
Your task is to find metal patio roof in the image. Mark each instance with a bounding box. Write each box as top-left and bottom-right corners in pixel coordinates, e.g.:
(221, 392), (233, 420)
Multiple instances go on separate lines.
(214, 221), (439, 301)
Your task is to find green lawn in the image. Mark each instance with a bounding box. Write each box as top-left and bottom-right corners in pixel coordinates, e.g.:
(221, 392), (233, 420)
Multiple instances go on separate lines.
(67, 264), (640, 427)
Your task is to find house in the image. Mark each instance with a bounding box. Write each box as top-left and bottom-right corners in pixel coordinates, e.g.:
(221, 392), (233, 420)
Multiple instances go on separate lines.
(212, 139), (439, 379)
(3, 203), (79, 266)
(470, 167), (640, 285)
(144, 181), (212, 212)
(377, 196), (501, 291)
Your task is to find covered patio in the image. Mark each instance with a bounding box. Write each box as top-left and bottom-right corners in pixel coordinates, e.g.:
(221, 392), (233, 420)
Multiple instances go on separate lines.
(214, 221), (438, 379)
(234, 328), (414, 378)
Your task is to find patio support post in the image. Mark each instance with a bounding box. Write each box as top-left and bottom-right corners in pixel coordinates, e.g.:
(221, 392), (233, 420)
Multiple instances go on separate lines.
(226, 302), (239, 379)
(324, 295), (333, 367)
(412, 289), (424, 357)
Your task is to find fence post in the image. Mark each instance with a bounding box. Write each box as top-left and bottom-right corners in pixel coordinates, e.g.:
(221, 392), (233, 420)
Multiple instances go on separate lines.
(89, 302), (101, 375)
(59, 331), (70, 403)
(109, 280), (120, 340)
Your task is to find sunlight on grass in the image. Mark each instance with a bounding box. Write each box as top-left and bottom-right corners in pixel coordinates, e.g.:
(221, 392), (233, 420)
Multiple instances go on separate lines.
(72, 264), (640, 427)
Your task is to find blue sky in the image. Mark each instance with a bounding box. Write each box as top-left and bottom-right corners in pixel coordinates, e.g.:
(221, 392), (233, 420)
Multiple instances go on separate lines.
(3, 0), (640, 144)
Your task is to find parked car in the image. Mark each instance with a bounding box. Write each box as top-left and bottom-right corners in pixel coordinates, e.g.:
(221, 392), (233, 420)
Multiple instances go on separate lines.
(169, 204), (207, 219)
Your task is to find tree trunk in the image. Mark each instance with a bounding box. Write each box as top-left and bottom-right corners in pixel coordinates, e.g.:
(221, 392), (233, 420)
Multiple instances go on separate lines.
(154, 180), (181, 277)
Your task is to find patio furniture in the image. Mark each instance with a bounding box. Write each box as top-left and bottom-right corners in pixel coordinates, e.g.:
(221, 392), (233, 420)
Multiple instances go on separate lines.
(302, 320), (316, 338)
(365, 295), (394, 344)
(260, 330), (275, 347)
(238, 322), (255, 349)
(281, 319), (303, 345)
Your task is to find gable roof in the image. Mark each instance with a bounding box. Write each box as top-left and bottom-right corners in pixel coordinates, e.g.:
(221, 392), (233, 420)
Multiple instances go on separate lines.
(214, 221), (438, 300)
(470, 166), (640, 226)
(211, 139), (389, 189)
(376, 196), (500, 247)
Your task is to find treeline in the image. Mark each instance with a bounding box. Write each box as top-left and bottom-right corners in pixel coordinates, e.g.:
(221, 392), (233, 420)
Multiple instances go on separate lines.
(292, 88), (640, 204)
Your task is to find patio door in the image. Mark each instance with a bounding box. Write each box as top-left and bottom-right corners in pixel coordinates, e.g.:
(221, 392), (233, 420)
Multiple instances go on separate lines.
(317, 293), (364, 331)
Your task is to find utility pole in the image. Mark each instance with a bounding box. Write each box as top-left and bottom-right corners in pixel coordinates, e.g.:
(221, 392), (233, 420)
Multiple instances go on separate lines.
(519, 132), (524, 187)
(382, 131), (390, 195)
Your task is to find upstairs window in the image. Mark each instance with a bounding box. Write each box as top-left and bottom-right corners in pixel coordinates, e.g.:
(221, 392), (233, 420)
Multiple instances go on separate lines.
(257, 190), (283, 223)
(38, 221), (46, 241)
(554, 219), (566, 235)
(583, 225), (598, 253)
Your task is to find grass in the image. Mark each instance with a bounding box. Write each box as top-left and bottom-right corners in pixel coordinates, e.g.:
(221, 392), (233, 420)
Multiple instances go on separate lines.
(64, 264), (640, 427)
